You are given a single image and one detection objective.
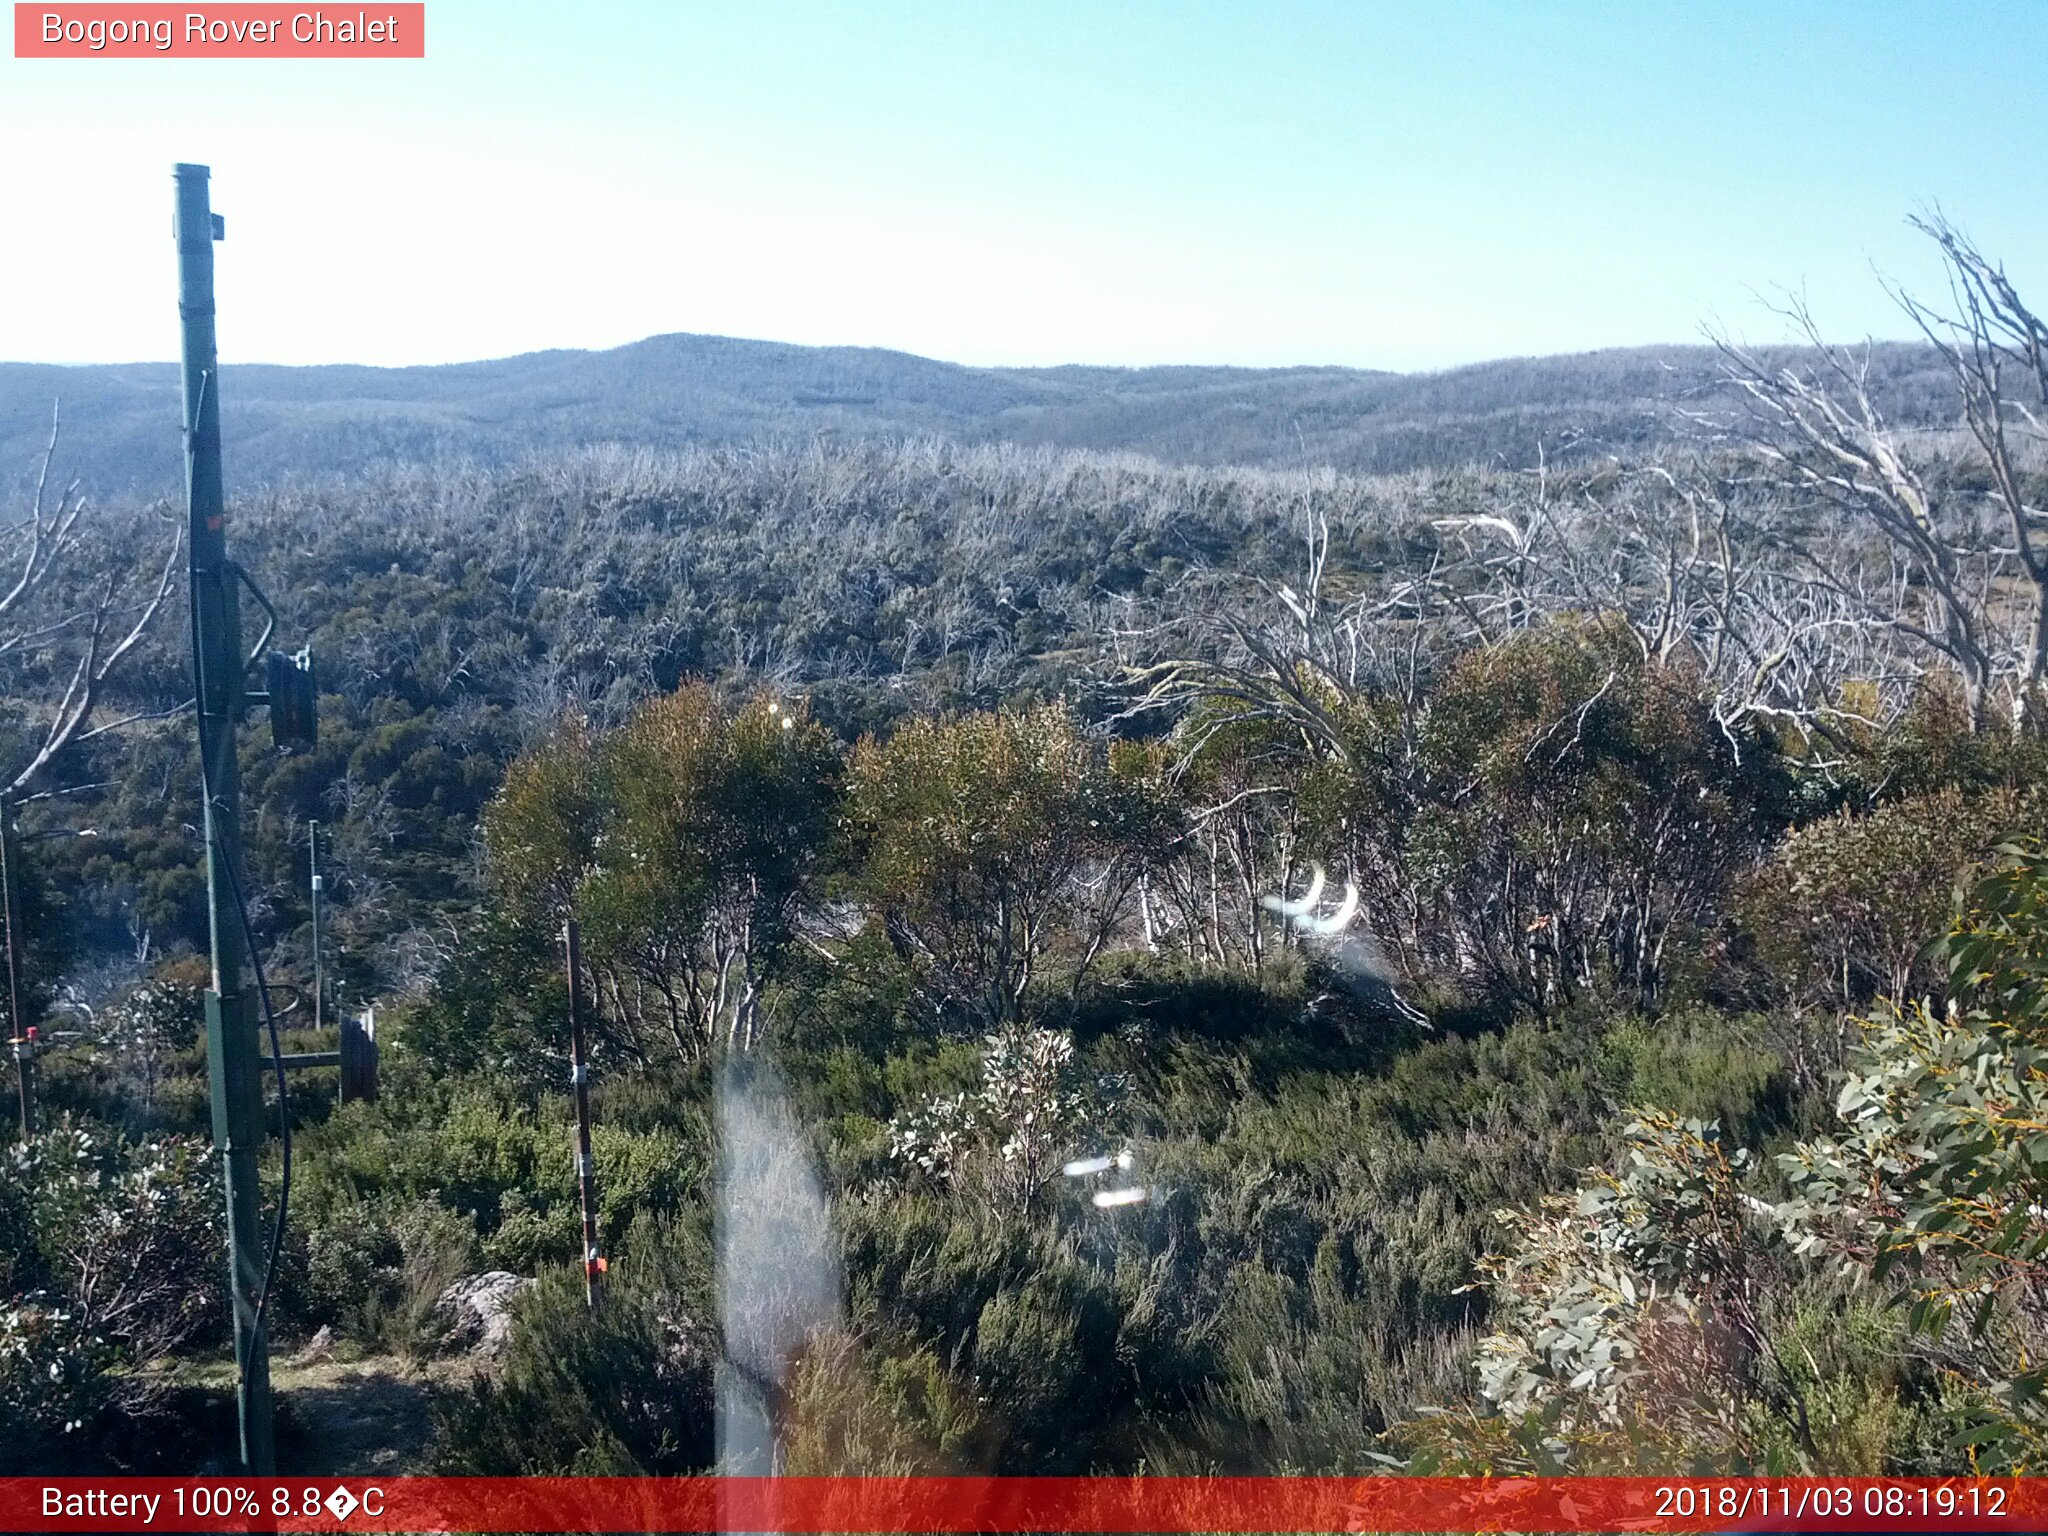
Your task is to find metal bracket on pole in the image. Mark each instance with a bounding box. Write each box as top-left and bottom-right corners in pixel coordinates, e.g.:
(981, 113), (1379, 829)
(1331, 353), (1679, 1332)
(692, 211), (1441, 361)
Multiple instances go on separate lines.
(339, 1010), (379, 1103)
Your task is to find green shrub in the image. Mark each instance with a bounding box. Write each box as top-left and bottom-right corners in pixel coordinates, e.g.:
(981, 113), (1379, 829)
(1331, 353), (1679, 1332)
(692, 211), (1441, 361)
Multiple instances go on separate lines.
(0, 1116), (222, 1462)
(300, 1202), (399, 1336)
(1376, 621), (1786, 1014)
(971, 1280), (1091, 1468)
(373, 1200), (480, 1359)
(845, 704), (1173, 1029)
(1736, 787), (2034, 1008)
(780, 1325), (990, 1474)
(0, 1296), (118, 1460)
(483, 1199), (573, 1273)
(592, 1122), (699, 1243)
(1595, 1010), (1792, 1149)
(1775, 839), (2048, 1470)
(433, 1216), (716, 1473)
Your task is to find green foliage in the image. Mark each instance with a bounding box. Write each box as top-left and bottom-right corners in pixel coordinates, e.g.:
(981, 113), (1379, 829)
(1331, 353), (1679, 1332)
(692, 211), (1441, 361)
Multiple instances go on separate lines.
(1398, 622), (1780, 1012)
(277, 1068), (702, 1362)
(0, 1295), (118, 1454)
(477, 685), (842, 1060)
(1593, 1011), (1791, 1150)
(297, 1201), (396, 1335)
(1736, 787), (2035, 1008)
(0, 1116), (221, 1457)
(278, 1194), (481, 1358)
(590, 1120), (701, 1237)
(1858, 679), (2048, 800)
(1162, 1243), (1472, 1475)
(1775, 840), (2048, 1469)
(484, 1200), (572, 1273)
(356, 1200), (481, 1360)
(779, 1326), (990, 1474)
(845, 704), (1174, 1028)
(832, 982), (1814, 1475)
(971, 1278), (1094, 1467)
(73, 958), (210, 1131)
(484, 714), (600, 926)
(398, 907), (564, 1091)
(1450, 1113), (1784, 1471)
(1176, 620), (1789, 1021)
(1409, 843), (2048, 1477)
(888, 1027), (1125, 1215)
(14, 427), (2042, 1481)
(300, 1088), (560, 1232)
(433, 1216), (716, 1473)
(1749, 1289), (1955, 1475)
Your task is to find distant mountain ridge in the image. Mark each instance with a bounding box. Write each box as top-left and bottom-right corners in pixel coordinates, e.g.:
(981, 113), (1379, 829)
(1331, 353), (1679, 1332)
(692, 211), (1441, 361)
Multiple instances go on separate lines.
(0, 331), (1957, 497)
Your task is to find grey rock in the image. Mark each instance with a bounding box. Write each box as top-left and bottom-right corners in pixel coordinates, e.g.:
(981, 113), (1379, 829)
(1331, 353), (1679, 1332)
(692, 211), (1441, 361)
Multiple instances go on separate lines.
(434, 1270), (535, 1356)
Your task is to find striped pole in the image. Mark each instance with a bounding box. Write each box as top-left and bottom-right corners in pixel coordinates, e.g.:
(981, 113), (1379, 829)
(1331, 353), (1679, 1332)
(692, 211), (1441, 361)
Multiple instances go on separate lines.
(564, 918), (603, 1306)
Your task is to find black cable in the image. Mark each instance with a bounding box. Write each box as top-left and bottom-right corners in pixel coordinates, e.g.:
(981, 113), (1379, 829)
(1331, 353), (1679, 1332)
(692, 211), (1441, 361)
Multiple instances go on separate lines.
(221, 848), (291, 1342)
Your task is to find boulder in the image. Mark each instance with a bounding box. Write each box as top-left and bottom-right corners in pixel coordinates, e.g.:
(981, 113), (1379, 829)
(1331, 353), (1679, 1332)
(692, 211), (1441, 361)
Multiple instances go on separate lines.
(295, 1323), (335, 1364)
(434, 1270), (535, 1356)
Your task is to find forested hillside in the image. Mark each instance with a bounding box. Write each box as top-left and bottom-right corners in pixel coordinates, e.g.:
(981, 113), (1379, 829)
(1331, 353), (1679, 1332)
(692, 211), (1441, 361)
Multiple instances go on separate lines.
(0, 334), (1963, 496)
(4, 219), (2047, 1482)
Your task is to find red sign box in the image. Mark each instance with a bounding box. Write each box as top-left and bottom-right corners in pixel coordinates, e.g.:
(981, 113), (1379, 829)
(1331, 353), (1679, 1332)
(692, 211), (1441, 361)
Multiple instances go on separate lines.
(14, 4), (425, 57)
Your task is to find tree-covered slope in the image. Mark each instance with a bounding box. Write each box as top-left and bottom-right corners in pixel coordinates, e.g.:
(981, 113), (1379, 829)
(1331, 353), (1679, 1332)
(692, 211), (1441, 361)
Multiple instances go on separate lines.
(0, 333), (1958, 497)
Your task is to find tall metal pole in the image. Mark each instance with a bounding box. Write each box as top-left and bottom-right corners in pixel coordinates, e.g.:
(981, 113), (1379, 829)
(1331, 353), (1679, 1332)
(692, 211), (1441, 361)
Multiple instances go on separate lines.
(176, 162), (274, 1474)
(2, 803), (31, 1138)
(309, 820), (323, 1035)
(564, 918), (603, 1308)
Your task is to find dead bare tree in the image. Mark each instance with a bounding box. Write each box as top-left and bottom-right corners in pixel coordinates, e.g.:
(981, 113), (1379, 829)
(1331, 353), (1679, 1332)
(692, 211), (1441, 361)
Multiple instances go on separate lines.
(1115, 498), (1456, 774)
(1429, 458), (1921, 757)
(0, 406), (182, 1041)
(1107, 499), (1468, 979)
(1709, 219), (2047, 733)
(1104, 462), (1889, 999)
(1895, 213), (2048, 730)
(0, 404), (183, 802)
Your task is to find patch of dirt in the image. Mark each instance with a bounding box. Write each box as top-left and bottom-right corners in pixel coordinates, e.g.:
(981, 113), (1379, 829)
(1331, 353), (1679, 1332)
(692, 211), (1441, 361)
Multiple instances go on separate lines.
(272, 1355), (456, 1476)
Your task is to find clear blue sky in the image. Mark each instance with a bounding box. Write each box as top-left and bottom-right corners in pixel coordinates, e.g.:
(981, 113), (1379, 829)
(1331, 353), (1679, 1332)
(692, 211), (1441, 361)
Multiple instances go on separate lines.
(2, 1), (2042, 370)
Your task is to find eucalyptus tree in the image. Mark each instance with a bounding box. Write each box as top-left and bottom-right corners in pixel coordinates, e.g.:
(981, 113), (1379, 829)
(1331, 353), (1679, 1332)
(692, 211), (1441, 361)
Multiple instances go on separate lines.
(483, 684), (841, 1060)
(844, 703), (1174, 1029)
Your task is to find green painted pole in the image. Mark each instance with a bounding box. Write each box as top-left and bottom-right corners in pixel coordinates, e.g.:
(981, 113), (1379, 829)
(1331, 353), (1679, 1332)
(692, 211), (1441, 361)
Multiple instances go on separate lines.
(176, 162), (274, 1474)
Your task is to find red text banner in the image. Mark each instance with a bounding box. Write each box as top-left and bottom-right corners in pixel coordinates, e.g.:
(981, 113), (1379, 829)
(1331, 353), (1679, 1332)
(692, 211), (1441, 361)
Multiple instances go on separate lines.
(14, 5), (424, 58)
(2, 1476), (2044, 1533)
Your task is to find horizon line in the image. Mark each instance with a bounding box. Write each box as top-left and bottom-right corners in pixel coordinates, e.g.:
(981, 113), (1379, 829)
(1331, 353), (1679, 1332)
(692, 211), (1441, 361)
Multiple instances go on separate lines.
(0, 327), (1933, 379)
